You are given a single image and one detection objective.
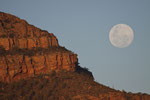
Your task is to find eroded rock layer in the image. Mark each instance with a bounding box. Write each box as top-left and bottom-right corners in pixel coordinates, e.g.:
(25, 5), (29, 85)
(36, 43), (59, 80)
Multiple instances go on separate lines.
(0, 12), (78, 82)
(0, 12), (58, 50)
(0, 12), (150, 100)
(0, 53), (77, 82)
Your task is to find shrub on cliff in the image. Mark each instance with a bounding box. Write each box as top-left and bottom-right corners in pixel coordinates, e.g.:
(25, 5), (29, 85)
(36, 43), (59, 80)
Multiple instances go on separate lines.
(0, 70), (149, 100)
(0, 45), (6, 55)
(0, 70), (106, 100)
(0, 46), (72, 56)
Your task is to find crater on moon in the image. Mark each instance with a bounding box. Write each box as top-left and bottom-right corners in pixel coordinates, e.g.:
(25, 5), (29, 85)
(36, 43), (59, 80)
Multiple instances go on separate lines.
(109, 24), (134, 48)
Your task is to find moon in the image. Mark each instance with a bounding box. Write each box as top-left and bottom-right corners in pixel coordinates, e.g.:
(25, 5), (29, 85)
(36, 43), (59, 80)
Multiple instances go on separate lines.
(109, 24), (134, 48)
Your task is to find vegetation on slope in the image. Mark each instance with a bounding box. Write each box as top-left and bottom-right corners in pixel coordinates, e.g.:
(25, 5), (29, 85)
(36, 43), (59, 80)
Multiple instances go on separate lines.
(0, 46), (72, 56)
(0, 69), (149, 100)
(0, 70), (115, 100)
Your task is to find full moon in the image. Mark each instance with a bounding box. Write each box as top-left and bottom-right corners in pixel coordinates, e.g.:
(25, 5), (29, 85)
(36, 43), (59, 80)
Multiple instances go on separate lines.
(109, 24), (134, 48)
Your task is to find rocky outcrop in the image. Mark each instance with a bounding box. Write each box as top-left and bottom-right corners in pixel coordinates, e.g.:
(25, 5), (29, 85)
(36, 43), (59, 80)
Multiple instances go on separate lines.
(0, 36), (58, 50)
(0, 12), (149, 100)
(0, 53), (77, 82)
(0, 12), (78, 82)
(0, 12), (58, 50)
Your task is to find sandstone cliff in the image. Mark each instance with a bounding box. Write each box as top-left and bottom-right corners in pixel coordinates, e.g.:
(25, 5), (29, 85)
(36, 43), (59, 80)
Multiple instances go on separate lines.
(0, 12), (78, 82)
(0, 12), (150, 100)
(0, 12), (58, 50)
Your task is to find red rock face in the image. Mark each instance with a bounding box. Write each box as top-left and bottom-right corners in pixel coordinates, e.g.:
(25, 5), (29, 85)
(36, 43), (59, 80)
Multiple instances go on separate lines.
(0, 53), (77, 82)
(0, 12), (150, 100)
(0, 12), (77, 82)
(0, 12), (59, 50)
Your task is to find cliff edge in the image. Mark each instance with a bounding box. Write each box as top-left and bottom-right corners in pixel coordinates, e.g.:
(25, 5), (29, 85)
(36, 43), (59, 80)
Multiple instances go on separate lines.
(0, 12), (150, 100)
(0, 12), (78, 82)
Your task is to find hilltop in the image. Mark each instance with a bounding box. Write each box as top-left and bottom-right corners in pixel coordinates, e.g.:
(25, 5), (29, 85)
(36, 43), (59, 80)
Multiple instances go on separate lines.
(0, 12), (79, 82)
(0, 12), (150, 100)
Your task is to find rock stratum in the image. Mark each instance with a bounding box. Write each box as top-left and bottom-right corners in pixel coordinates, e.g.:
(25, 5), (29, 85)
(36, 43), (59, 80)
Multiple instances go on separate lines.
(0, 12), (150, 100)
(0, 12), (77, 82)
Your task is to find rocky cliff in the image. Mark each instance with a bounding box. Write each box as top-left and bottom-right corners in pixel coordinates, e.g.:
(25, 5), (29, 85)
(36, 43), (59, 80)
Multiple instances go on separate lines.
(0, 12), (150, 100)
(0, 12), (78, 82)
(0, 12), (58, 50)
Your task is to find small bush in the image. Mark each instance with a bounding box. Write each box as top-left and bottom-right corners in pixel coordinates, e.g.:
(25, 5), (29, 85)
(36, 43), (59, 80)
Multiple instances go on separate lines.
(0, 45), (6, 55)
(0, 34), (7, 38)
(9, 33), (15, 38)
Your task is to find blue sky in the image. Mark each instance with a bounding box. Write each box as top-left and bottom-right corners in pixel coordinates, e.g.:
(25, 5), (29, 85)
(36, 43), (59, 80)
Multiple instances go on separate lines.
(0, 0), (150, 94)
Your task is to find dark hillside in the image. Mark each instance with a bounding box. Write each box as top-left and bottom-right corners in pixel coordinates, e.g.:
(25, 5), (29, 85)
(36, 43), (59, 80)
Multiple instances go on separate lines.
(0, 70), (149, 100)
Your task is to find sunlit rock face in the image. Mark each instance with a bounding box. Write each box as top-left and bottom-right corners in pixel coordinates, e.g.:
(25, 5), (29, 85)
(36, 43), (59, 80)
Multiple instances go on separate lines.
(0, 12), (78, 82)
(0, 12), (59, 50)
(0, 12), (150, 100)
